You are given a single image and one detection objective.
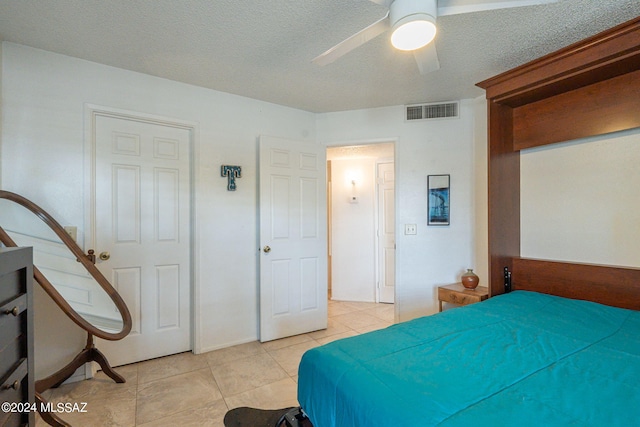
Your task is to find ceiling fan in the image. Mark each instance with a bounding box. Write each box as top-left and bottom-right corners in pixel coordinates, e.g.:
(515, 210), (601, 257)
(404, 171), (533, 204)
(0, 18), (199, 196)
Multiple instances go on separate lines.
(312, 0), (558, 74)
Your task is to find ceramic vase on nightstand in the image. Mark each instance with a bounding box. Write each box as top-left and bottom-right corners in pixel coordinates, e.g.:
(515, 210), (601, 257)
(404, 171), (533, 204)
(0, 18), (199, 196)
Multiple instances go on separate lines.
(461, 269), (480, 289)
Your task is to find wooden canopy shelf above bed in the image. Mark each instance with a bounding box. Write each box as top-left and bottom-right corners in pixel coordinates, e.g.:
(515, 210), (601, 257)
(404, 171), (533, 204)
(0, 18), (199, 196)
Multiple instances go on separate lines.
(476, 16), (640, 310)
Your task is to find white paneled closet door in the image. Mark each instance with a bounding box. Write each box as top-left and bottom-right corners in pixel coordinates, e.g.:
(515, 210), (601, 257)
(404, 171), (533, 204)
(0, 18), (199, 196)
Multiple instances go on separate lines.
(92, 114), (191, 366)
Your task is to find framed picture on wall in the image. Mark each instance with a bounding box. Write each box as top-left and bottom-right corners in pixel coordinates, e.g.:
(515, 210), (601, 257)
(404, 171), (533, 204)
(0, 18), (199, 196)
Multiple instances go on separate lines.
(428, 174), (450, 226)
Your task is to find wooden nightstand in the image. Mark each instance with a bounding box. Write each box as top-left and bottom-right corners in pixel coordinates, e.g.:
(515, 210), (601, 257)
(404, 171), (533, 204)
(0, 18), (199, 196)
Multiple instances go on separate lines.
(438, 283), (489, 312)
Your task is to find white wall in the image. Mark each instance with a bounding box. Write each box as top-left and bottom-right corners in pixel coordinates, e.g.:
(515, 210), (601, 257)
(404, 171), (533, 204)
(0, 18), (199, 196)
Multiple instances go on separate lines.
(317, 103), (479, 321)
(329, 158), (377, 301)
(521, 127), (640, 268)
(1, 42), (317, 378)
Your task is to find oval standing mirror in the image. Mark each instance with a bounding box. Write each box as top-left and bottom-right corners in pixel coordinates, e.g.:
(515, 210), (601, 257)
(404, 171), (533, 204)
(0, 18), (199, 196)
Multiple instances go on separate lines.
(1, 191), (134, 426)
(0, 190), (131, 340)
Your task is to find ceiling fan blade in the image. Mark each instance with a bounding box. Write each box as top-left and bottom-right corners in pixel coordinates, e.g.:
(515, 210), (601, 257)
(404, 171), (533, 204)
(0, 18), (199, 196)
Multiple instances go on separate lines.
(367, 0), (393, 7)
(413, 42), (440, 75)
(437, 0), (558, 16)
(312, 12), (390, 66)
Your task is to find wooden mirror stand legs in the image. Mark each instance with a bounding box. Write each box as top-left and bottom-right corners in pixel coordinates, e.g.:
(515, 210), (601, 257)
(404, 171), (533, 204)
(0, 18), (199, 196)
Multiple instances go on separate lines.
(35, 333), (125, 427)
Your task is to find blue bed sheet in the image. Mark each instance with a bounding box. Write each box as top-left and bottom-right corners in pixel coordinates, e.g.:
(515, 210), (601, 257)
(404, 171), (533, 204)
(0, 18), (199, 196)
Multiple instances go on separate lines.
(297, 291), (640, 427)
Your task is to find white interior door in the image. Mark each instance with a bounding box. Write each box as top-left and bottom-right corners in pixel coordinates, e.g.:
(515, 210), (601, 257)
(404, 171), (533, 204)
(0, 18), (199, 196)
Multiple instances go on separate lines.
(377, 161), (395, 303)
(259, 136), (328, 342)
(92, 113), (191, 366)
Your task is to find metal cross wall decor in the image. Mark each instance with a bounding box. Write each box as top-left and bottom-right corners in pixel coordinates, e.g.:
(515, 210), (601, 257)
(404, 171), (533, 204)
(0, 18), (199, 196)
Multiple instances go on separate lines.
(221, 165), (242, 191)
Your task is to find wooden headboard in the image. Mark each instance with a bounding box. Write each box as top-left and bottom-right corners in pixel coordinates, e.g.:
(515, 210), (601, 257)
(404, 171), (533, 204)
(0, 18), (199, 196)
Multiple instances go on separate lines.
(476, 17), (640, 310)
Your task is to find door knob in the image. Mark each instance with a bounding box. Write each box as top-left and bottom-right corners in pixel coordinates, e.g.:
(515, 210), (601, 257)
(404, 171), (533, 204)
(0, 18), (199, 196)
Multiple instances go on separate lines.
(99, 251), (111, 261)
(2, 380), (20, 390)
(4, 306), (19, 317)
(263, 246), (271, 253)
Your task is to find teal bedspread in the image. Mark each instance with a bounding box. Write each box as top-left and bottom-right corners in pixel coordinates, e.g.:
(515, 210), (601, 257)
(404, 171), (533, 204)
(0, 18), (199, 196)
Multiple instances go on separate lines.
(297, 291), (640, 426)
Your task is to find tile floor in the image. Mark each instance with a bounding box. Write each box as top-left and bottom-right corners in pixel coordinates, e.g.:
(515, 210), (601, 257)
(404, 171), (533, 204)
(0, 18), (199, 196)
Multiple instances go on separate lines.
(37, 299), (395, 427)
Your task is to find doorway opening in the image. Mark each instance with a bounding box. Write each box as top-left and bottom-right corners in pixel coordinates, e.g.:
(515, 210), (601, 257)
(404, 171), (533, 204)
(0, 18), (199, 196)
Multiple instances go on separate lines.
(326, 142), (395, 305)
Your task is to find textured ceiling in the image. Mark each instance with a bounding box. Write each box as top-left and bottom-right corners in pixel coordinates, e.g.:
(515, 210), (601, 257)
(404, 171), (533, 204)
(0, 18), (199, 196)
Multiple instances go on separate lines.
(0, 0), (639, 113)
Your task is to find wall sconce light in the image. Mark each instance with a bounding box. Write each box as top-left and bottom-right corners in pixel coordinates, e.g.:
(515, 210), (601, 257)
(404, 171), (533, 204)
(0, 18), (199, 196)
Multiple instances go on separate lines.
(349, 177), (358, 204)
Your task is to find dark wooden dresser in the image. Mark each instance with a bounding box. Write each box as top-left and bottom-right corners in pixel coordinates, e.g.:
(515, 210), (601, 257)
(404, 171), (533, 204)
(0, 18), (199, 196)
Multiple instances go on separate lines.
(0, 247), (35, 427)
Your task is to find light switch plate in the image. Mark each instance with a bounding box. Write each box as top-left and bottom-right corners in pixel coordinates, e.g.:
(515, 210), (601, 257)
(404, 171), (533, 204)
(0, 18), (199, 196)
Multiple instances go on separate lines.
(404, 224), (417, 235)
(64, 226), (78, 242)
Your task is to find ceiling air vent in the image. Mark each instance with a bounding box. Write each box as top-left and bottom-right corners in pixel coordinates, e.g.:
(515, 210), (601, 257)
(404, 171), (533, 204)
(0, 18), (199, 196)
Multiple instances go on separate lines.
(405, 101), (459, 121)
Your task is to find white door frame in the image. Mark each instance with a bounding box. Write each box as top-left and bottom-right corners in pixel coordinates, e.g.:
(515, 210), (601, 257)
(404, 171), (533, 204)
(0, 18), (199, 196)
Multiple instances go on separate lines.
(325, 139), (398, 318)
(83, 104), (201, 353)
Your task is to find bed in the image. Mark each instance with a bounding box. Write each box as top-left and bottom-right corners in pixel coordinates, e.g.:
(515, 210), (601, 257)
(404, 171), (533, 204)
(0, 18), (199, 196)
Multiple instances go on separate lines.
(299, 291), (640, 426)
(297, 16), (640, 427)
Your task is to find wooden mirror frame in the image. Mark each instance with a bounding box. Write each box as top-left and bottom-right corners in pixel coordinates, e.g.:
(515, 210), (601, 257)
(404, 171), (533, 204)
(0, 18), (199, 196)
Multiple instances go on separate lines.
(1, 190), (134, 426)
(0, 190), (132, 339)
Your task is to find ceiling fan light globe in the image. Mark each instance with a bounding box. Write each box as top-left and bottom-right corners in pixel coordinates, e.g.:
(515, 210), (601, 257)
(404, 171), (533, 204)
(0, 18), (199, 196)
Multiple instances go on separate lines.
(391, 18), (437, 51)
